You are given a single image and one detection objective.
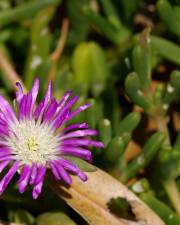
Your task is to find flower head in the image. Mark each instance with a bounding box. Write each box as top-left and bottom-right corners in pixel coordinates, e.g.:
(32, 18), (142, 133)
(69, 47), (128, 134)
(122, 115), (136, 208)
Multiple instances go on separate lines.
(0, 78), (104, 199)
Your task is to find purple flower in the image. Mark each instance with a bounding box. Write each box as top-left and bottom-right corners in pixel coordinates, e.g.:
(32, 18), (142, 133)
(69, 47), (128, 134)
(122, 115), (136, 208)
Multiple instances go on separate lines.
(0, 78), (104, 199)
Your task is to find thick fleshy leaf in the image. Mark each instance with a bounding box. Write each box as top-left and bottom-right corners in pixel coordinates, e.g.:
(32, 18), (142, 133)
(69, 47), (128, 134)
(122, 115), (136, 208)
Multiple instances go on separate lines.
(10, 209), (35, 225)
(63, 156), (97, 172)
(36, 212), (77, 225)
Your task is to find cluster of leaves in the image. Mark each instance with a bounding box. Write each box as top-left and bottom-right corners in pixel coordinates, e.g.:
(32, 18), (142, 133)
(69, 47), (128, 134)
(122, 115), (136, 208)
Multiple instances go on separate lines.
(0, 0), (180, 224)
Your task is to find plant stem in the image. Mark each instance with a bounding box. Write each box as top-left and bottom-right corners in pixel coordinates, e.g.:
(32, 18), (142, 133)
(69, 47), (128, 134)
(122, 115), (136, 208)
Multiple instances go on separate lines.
(0, 50), (26, 91)
(51, 18), (69, 63)
(140, 191), (180, 225)
(155, 115), (180, 215)
(162, 180), (180, 215)
(155, 115), (170, 145)
(48, 18), (69, 81)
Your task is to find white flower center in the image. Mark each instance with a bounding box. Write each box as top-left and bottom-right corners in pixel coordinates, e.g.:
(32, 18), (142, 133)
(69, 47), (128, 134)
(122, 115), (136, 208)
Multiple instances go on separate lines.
(5, 120), (60, 165)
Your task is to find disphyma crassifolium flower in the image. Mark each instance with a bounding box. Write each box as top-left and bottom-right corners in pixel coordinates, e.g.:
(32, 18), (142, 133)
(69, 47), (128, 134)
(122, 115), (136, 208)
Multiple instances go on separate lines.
(0, 78), (104, 199)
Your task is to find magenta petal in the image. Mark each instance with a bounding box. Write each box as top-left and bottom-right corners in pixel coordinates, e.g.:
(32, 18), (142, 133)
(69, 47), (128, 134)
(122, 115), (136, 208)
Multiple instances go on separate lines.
(34, 101), (44, 120)
(34, 166), (46, 185)
(55, 95), (78, 119)
(26, 93), (33, 118)
(0, 114), (7, 128)
(34, 81), (52, 121)
(59, 159), (87, 181)
(16, 82), (24, 104)
(59, 129), (98, 140)
(57, 90), (72, 110)
(19, 95), (25, 120)
(77, 170), (88, 181)
(0, 96), (17, 124)
(67, 103), (91, 121)
(32, 180), (43, 199)
(32, 166), (46, 199)
(0, 160), (10, 173)
(54, 162), (72, 185)
(0, 155), (13, 161)
(49, 162), (61, 180)
(61, 146), (92, 162)
(62, 138), (104, 148)
(59, 159), (78, 173)
(0, 124), (9, 136)
(43, 98), (58, 122)
(44, 80), (52, 104)
(51, 110), (70, 131)
(19, 93), (33, 119)
(0, 161), (19, 194)
(63, 95), (79, 109)
(30, 163), (38, 185)
(19, 94), (33, 120)
(0, 148), (11, 157)
(63, 123), (89, 133)
(18, 165), (31, 193)
(30, 78), (39, 105)
(51, 96), (79, 130)
(0, 147), (10, 152)
(0, 113), (6, 123)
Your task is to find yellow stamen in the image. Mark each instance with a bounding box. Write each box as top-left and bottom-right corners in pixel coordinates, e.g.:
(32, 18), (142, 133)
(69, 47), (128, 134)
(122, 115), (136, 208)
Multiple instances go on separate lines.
(27, 137), (39, 151)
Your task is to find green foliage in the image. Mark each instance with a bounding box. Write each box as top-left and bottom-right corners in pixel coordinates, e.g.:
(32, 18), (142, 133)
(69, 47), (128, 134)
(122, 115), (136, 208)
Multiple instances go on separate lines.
(117, 112), (141, 135)
(120, 132), (165, 183)
(36, 212), (77, 225)
(0, 0), (61, 27)
(24, 6), (56, 89)
(63, 156), (97, 172)
(140, 192), (180, 225)
(132, 29), (151, 91)
(0, 0), (180, 224)
(151, 36), (180, 65)
(157, 0), (180, 37)
(125, 72), (154, 112)
(98, 118), (112, 147)
(107, 197), (135, 220)
(105, 133), (131, 163)
(72, 42), (109, 96)
(67, 0), (89, 46)
(9, 209), (35, 225)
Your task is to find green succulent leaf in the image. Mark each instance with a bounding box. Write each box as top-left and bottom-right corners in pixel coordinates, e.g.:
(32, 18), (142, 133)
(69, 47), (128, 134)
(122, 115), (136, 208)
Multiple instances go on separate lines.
(125, 72), (154, 112)
(63, 156), (97, 172)
(105, 133), (131, 163)
(132, 29), (151, 91)
(9, 209), (35, 225)
(0, 0), (61, 28)
(151, 36), (180, 65)
(117, 112), (141, 136)
(157, 0), (180, 37)
(121, 132), (165, 182)
(140, 192), (180, 225)
(36, 212), (77, 225)
(98, 118), (112, 147)
(72, 42), (109, 96)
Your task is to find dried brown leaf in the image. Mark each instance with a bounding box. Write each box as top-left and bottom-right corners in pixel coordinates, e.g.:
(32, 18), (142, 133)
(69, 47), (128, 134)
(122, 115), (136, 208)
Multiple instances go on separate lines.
(50, 168), (164, 225)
